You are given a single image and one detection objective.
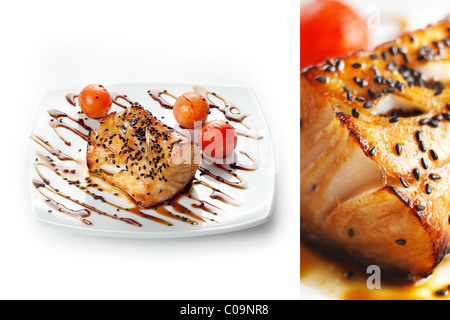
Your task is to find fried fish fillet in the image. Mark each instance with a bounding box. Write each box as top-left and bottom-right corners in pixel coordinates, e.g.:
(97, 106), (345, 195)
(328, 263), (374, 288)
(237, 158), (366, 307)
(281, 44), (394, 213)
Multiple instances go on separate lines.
(87, 103), (200, 208)
(301, 20), (450, 280)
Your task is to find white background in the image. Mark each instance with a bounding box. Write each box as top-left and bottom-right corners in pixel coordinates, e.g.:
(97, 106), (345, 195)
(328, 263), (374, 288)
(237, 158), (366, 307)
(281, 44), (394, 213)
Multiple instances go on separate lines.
(0, 0), (300, 299)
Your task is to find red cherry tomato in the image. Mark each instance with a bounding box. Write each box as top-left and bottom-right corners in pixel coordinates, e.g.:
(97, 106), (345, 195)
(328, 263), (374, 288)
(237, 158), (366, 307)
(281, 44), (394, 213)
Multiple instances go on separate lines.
(300, 0), (369, 69)
(199, 120), (238, 159)
(173, 92), (210, 129)
(78, 84), (112, 119)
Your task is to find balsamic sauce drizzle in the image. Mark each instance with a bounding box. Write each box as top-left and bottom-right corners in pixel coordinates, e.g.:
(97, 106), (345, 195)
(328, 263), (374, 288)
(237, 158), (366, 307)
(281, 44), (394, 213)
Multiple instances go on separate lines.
(33, 179), (92, 226)
(47, 109), (90, 146)
(32, 87), (260, 228)
(110, 91), (134, 109)
(198, 165), (249, 189)
(147, 89), (177, 110)
(66, 91), (132, 109)
(197, 151), (258, 189)
(193, 179), (242, 207)
(65, 93), (78, 106)
(32, 141), (203, 227)
(231, 151), (259, 171)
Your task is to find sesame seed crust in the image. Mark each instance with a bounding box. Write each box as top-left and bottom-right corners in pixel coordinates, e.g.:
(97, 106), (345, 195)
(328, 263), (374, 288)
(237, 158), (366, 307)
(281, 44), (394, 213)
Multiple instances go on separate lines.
(86, 103), (200, 207)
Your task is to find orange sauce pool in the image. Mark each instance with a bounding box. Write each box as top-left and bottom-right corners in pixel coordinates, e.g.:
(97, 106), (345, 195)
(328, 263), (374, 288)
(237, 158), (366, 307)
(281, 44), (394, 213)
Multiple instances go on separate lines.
(300, 242), (450, 300)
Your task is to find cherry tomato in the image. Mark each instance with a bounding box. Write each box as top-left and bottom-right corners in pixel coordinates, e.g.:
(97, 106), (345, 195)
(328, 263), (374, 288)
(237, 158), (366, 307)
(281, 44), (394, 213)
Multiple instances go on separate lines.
(173, 92), (210, 128)
(78, 84), (112, 119)
(300, 0), (369, 69)
(199, 120), (238, 159)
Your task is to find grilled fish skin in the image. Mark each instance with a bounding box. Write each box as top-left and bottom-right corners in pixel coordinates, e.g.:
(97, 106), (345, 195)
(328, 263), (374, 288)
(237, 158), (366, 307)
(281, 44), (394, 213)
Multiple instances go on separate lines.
(301, 20), (450, 280)
(87, 103), (200, 208)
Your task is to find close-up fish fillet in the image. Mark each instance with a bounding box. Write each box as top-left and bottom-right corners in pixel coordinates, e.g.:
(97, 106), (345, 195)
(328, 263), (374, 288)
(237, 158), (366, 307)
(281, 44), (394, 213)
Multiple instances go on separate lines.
(301, 20), (450, 281)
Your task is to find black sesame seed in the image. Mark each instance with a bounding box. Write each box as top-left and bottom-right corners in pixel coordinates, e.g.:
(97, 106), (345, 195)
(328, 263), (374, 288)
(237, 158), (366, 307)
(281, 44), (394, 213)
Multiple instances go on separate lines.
(443, 113), (450, 120)
(396, 239), (407, 246)
(373, 75), (384, 84)
(419, 118), (429, 125)
(435, 289), (448, 297)
(428, 119), (440, 128)
(387, 61), (397, 72)
(355, 96), (365, 102)
(419, 141), (427, 152)
(398, 48), (410, 63)
(352, 63), (362, 68)
(432, 114), (443, 121)
(359, 79), (368, 88)
(324, 65), (336, 72)
(400, 177), (409, 188)
(336, 59), (344, 71)
(413, 168), (420, 181)
(389, 115), (399, 123)
(352, 77), (367, 88)
(348, 229), (354, 237)
(425, 183), (432, 194)
(343, 85), (350, 92)
(352, 108), (359, 118)
(430, 149), (439, 160)
(315, 76), (327, 83)
(368, 146), (376, 156)
(421, 157), (428, 169)
(388, 46), (398, 55)
(429, 173), (441, 180)
(418, 46), (433, 61)
(415, 205), (426, 211)
(434, 84), (444, 96)
(369, 54), (379, 59)
(395, 143), (402, 155)
(415, 130), (423, 142)
(447, 103), (450, 111)
(344, 271), (355, 279)
(375, 92), (385, 99)
(363, 100), (373, 109)
(347, 90), (353, 101)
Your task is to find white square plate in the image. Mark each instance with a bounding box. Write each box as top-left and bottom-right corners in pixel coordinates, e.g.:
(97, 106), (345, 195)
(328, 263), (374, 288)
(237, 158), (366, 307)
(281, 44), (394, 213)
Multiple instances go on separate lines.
(29, 83), (275, 238)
